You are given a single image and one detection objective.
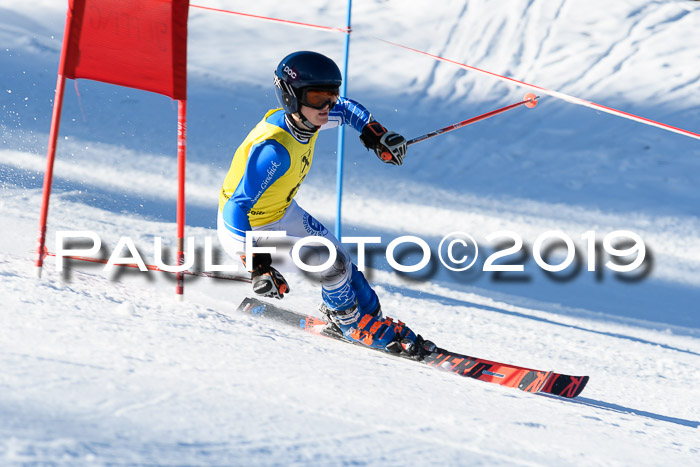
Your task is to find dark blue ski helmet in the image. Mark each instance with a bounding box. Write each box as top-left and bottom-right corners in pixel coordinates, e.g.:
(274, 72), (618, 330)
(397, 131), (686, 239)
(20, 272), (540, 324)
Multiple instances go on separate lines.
(274, 51), (342, 114)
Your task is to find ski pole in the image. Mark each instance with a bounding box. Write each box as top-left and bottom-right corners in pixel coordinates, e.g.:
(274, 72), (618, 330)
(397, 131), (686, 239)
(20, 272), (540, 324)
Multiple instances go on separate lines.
(407, 93), (539, 147)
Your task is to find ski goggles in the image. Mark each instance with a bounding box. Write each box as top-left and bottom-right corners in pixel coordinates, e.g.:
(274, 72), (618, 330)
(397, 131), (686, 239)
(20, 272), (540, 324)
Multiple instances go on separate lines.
(301, 88), (340, 110)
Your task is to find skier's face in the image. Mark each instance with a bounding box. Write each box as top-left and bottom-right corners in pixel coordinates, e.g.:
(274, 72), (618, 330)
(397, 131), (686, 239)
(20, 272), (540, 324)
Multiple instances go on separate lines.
(300, 104), (331, 127)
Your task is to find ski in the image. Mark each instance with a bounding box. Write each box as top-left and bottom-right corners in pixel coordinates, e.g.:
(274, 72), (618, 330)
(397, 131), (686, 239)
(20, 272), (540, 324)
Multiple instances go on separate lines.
(236, 297), (589, 398)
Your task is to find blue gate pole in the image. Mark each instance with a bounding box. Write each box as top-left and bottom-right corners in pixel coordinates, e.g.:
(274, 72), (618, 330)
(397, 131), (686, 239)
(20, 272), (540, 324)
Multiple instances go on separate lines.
(335, 0), (352, 239)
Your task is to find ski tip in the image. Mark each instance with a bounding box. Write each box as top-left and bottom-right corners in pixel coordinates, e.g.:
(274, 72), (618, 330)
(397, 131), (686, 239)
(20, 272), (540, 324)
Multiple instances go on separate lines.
(543, 374), (589, 398)
(569, 375), (590, 398)
(524, 92), (538, 108)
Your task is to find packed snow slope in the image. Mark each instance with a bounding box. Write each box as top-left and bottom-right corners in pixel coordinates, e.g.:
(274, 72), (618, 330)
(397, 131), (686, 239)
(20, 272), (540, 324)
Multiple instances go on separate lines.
(1, 0), (699, 465)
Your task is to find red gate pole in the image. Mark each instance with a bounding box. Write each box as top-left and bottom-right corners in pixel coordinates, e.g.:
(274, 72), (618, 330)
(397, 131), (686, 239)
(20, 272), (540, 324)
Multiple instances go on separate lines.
(34, 73), (67, 277)
(35, 10), (74, 277)
(176, 99), (187, 299)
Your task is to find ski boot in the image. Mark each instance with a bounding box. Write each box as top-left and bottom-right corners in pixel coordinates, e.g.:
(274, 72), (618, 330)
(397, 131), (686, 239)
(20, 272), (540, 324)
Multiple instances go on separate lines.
(319, 302), (436, 360)
(319, 301), (381, 337)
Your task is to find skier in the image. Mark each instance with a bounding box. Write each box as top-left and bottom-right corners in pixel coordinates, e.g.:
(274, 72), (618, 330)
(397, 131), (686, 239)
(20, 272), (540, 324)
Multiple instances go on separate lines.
(218, 51), (435, 358)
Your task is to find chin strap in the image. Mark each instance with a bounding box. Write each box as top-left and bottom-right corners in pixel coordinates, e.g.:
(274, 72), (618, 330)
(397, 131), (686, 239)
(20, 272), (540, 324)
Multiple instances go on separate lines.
(299, 113), (319, 131)
(285, 113), (318, 142)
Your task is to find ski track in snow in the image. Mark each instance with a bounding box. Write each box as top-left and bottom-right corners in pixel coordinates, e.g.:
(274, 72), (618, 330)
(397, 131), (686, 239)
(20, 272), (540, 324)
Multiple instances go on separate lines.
(1, 0), (700, 465)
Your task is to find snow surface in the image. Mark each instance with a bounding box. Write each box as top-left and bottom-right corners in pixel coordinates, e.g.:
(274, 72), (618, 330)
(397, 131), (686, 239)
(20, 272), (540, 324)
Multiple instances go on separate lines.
(1, 0), (699, 465)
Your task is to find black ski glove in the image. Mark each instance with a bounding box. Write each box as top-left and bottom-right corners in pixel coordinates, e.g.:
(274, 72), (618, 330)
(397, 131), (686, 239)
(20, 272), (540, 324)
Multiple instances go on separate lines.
(242, 252), (290, 299)
(360, 121), (407, 166)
